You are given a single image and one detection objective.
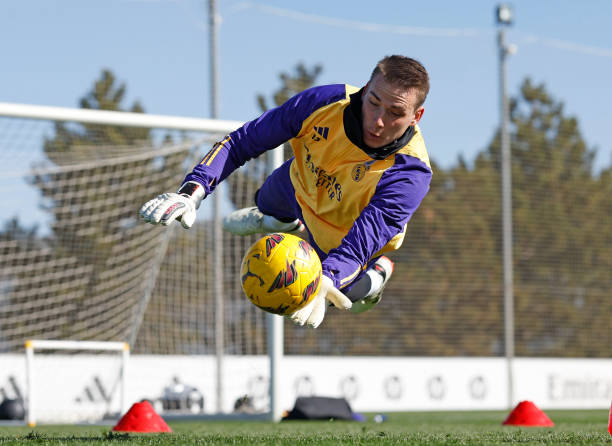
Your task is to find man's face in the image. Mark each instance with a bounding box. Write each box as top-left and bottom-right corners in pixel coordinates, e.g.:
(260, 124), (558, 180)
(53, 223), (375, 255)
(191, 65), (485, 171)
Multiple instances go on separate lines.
(361, 74), (424, 149)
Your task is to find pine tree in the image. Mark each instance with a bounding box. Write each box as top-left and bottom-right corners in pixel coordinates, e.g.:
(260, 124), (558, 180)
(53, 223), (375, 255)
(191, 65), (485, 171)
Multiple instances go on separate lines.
(25, 70), (187, 341)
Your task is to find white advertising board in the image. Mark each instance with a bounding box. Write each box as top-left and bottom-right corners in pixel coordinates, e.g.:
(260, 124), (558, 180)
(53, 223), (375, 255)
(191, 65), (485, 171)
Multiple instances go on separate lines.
(0, 355), (609, 418)
(513, 358), (612, 409)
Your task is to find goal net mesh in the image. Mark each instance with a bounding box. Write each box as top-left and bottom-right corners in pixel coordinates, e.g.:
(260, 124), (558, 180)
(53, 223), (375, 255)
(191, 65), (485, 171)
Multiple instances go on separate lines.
(0, 115), (268, 356)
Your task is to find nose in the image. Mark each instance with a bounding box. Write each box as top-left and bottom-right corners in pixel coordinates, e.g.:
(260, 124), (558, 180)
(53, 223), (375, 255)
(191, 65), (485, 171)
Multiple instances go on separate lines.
(372, 109), (384, 129)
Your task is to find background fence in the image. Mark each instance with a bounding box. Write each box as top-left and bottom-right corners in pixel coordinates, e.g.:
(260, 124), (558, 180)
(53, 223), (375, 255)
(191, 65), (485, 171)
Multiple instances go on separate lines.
(0, 100), (609, 359)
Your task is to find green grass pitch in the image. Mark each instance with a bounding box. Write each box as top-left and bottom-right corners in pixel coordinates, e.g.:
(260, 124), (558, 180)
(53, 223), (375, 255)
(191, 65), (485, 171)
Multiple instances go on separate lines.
(0, 410), (609, 445)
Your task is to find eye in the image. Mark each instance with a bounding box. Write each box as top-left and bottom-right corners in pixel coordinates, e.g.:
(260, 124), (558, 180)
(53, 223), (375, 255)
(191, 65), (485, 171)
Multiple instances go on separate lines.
(387, 108), (406, 118)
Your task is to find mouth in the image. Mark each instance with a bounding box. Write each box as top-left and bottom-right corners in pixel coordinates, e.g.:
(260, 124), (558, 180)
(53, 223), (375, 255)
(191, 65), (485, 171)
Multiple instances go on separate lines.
(364, 131), (385, 148)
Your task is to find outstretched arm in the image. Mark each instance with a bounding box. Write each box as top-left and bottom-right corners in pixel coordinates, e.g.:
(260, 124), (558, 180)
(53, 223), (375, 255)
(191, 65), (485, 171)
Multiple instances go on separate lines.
(140, 85), (343, 228)
(183, 85), (342, 197)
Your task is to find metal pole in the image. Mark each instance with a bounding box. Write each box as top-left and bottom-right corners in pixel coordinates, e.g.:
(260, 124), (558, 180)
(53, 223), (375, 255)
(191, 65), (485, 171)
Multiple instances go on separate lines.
(121, 343), (129, 416)
(266, 146), (285, 422)
(267, 313), (283, 421)
(209, 0), (224, 413)
(209, 0), (219, 119)
(498, 23), (515, 409)
(25, 341), (35, 427)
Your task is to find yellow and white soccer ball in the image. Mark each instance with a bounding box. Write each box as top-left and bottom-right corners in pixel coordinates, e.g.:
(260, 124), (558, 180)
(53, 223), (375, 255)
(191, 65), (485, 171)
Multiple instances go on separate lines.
(240, 233), (322, 316)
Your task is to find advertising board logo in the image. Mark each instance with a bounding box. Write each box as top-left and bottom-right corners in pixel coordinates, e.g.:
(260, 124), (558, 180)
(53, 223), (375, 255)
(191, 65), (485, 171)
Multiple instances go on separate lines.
(383, 375), (403, 400)
(469, 376), (487, 400)
(293, 375), (314, 397)
(339, 375), (359, 401)
(427, 375), (446, 400)
(247, 375), (268, 401)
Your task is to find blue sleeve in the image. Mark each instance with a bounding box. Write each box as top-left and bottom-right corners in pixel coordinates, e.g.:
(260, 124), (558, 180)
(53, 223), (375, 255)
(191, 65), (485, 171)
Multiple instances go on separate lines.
(321, 154), (432, 289)
(183, 84), (348, 195)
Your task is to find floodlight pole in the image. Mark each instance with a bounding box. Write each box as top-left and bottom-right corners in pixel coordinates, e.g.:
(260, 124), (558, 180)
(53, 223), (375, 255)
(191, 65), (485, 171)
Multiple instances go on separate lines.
(496, 4), (515, 410)
(209, 0), (219, 120)
(209, 0), (224, 414)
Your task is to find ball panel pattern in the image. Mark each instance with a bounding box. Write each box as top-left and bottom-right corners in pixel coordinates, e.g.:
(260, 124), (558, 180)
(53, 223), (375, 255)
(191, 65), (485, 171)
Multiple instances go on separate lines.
(240, 233), (322, 315)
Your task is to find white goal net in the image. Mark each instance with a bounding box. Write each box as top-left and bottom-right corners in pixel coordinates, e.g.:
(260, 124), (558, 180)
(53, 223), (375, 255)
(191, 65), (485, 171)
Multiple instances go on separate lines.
(0, 103), (283, 422)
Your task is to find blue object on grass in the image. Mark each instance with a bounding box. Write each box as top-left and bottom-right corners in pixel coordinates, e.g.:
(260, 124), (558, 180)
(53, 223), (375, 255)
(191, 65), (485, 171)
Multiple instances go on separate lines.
(373, 413), (388, 423)
(352, 412), (366, 422)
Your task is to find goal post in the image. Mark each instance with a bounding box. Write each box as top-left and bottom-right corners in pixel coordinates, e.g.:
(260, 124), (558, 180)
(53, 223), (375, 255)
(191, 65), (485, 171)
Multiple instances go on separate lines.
(0, 102), (284, 423)
(266, 135), (285, 422)
(25, 339), (129, 426)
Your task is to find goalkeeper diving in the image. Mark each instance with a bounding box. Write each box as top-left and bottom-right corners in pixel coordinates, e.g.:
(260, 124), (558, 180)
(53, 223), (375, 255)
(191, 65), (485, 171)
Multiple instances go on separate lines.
(140, 55), (432, 328)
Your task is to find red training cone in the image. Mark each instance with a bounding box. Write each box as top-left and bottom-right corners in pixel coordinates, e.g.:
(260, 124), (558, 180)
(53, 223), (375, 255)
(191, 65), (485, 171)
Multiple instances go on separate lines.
(502, 400), (554, 427)
(113, 400), (172, 433)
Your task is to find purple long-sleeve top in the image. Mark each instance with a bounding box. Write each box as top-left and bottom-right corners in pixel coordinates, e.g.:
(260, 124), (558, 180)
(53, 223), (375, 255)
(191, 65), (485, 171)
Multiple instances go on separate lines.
(184, 84), (432, 290)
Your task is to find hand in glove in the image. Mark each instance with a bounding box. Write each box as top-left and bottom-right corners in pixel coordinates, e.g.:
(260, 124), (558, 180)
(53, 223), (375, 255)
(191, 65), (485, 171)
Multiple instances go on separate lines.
(289, 275), (352, 328)
(139, 181), (206, 229)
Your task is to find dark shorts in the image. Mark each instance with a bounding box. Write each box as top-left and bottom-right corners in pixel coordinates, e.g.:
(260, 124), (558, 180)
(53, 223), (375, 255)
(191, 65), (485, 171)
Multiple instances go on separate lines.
(255, 158), (328, 265)
(254, 158), (302, 223)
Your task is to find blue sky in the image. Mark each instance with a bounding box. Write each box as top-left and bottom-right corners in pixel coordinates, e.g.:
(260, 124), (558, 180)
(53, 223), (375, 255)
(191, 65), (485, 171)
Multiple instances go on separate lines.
(1, 0), (612, 228)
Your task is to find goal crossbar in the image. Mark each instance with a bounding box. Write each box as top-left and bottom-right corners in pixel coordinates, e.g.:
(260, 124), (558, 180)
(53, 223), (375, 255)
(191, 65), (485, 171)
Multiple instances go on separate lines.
(26, 340), (129, 351)
(0, 102), (243, 132)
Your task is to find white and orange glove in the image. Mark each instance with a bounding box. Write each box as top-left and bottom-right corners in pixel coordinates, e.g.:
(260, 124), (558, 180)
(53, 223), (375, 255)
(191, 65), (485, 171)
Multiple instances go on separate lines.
(139, 181), (206, 229)
(289, 275), (352, 328)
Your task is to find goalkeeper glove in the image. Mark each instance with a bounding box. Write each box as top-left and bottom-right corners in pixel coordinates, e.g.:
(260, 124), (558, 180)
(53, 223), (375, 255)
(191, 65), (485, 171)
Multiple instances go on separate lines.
(289, 275), (352, 328)
(139, 181), (206, 229)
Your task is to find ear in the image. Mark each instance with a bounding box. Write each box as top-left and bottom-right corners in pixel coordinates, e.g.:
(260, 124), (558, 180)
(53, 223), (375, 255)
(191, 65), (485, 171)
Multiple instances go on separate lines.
(361, 82), (370, 97)
(411, 107), (425, 126)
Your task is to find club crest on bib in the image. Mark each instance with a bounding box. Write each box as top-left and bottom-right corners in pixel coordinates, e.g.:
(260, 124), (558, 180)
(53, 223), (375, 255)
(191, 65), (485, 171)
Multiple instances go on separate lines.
(351, 160), (376, 182)
(351, 164), (367, 182)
